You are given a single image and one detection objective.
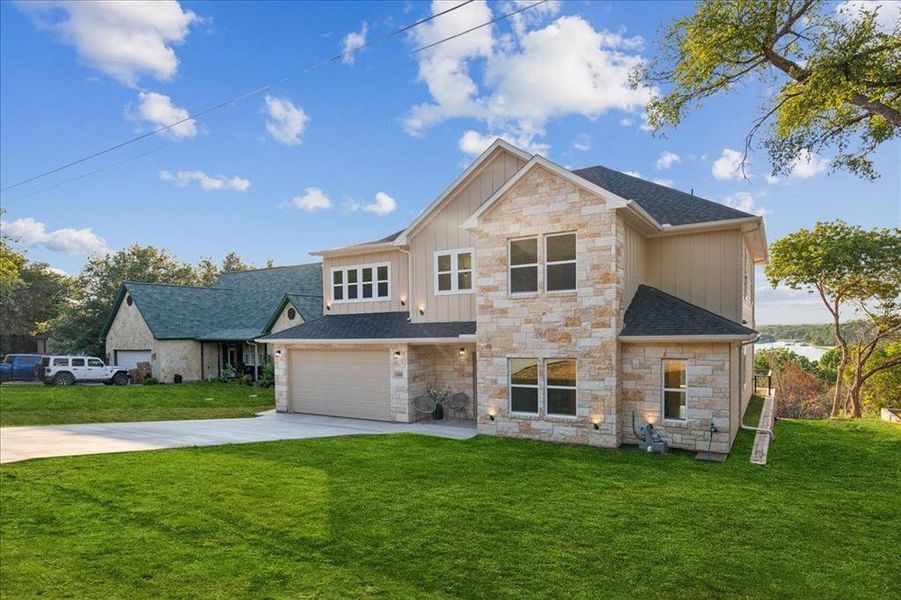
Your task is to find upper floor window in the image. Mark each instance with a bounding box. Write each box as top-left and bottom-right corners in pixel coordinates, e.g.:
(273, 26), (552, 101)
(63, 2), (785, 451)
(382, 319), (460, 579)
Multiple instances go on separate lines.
(509, 237), (539, 293)
(435, 249), (473, 294)
(663, 359), (687, 421)
(545, 233), (576, 292)
(332, 263), (390, 303)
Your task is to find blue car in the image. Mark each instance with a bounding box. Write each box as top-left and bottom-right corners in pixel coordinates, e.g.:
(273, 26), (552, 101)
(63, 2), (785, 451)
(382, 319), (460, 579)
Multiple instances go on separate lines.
(0, 354), (45, 382)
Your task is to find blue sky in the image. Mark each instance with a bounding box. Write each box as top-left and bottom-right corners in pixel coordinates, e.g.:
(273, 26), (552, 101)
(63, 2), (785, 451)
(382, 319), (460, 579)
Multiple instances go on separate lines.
(0, 0), (898, 324)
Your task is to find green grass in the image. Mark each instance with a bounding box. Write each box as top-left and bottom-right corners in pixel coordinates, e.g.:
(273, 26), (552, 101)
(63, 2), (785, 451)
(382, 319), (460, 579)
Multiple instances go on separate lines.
(0, 382), (274, 427)
(2, 398), (899, 599)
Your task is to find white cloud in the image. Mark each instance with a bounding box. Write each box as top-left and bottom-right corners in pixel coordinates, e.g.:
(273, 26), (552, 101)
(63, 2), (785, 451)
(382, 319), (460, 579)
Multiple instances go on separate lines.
(160, 170), (250, 192)
(503, 0), (561, 38)
(131, 91), (197, 139)
(290, 188), (332, 212)
(712, 148), (748, 180)
(835, 1), (900, 34)
(619, 117), (634, 126)
(457, 129), (547, 157)
(264, 95), (308, 145)
(344, 192), (398, 216)
(47, 266), (69, 276)
(719, 191), (771, 216)
(341, 22), (369, 65)
(652, 177), (674, 187)
(18, 1), (200, 87)
(0, 217), (109, 255)
(623, 170), (642, 178)
(655, 151), (680, 170)
(572, 133), (591, 152)
(765, 174), (780, 184)
(405, 4), (654, 153)
(788, 150), (829, 179)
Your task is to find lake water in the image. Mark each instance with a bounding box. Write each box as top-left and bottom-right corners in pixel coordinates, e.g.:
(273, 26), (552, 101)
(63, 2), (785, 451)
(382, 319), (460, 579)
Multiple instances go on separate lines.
(756, 341), (831, 362)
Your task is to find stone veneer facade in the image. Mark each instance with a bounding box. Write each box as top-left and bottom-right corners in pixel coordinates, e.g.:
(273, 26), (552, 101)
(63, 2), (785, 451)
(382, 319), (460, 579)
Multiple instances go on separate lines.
(621, 342), (735, 453)
(472, 165), (622, 447)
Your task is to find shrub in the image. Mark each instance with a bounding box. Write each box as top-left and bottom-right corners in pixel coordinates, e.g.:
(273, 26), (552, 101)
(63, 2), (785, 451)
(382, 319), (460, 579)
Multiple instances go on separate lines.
(239, 374), (253, 386)
(219, 364), (237, 382)
(143, 377), (159, 386)
(256, 360), (274, 388)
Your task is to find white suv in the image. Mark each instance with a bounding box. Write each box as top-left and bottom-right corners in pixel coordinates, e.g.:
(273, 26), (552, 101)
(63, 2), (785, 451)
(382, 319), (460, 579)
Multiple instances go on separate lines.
(42, 356), (130, 386)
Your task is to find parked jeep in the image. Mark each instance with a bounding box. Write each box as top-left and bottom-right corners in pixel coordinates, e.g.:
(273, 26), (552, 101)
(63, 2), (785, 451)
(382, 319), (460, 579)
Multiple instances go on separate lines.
(0, 354), (45, 382)
(41, 356), (130, 386)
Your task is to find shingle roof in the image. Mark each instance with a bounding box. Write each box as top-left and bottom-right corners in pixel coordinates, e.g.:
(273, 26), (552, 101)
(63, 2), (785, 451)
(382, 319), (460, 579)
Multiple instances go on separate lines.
(104, 263), (323, 342)
(621, 285), (757, 337)
(571, 165), (753, 226)
(352, 229), (405, 246)
(260, 311), (476, 341)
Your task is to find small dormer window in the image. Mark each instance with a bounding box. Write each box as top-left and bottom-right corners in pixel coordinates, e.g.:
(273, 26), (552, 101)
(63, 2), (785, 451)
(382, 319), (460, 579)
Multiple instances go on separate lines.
(287, 307), (296, 320)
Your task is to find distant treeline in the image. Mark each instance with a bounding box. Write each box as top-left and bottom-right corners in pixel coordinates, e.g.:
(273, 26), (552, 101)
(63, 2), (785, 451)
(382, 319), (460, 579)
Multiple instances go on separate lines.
(757, 322), (867, 346)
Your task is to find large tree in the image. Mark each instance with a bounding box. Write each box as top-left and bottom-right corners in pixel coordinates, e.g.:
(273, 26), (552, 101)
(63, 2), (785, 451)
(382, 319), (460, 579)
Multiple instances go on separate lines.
(49, 245), (200, 356)
(635, 0), (900, 179)
(766, 221), (901, 417)
(0, 262), (72, 355)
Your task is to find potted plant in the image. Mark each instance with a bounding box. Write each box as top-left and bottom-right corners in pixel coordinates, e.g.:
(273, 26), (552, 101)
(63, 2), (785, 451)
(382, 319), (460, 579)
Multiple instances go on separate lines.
(426, 384), (450, 420)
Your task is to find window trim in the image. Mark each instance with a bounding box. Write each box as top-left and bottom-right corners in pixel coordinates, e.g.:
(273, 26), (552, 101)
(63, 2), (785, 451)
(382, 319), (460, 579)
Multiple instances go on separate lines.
(508, 236), (539, 295)
(545, 358), (577, 417)
(508, 357), (540, 415)
(434, 248), (474, 296)
(662, 358), (688, 422)
(544, 232), (577, 293)
(331, 262), (391, 304)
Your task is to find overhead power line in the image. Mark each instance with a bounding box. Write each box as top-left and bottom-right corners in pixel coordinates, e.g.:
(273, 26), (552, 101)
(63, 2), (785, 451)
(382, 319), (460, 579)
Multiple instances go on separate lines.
(1, 0), (548, 194)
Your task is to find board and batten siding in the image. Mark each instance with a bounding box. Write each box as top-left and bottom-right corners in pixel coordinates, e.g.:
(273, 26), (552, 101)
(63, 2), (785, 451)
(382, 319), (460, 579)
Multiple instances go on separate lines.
(410, 150), (526, 323)
(644, 229), (744, 322)
(322, 249), (409, 315)
(621, 221), (647, 307)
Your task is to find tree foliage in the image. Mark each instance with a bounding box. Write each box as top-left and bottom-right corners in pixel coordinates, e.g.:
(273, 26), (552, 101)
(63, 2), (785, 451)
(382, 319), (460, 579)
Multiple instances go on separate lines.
(636, 0), (901, 179)
(766, 220), (901, 417)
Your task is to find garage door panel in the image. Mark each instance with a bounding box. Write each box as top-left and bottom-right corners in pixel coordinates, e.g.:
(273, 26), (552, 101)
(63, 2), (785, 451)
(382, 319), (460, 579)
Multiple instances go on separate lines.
(289, 349), (391, 421)
(115, 350), (151, 370)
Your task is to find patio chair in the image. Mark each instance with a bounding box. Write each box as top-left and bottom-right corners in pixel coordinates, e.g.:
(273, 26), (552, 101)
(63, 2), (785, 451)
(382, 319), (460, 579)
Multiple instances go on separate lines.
(412, 395), (437, 416)
(448, 392), (469, 420)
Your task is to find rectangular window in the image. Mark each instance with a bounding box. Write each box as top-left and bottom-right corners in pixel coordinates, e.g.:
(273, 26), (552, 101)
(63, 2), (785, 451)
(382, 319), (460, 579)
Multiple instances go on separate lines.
(332, 263), (390, 303)
(71, 358), (85, 367)
(52, 357), (68, 367)
(509, 358), (539, 414)
(88, 358), (103, 367)
(545, 359), (576, 416)
(545, 233), (576, 292)
(509, 237), (538, 293)
(663, 359), (687, 420)
(435, 248), (473, 294)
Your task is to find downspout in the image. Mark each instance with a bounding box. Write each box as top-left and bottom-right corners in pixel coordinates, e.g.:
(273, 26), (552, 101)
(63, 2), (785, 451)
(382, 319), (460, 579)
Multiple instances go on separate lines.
(739, 334), (774, 440)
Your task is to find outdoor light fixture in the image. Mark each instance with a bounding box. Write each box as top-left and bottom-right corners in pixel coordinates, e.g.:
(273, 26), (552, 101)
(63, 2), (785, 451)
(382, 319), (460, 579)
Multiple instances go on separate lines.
(275, 349), (282, 357)
(592, 416), (601, 430)
(393, 351), (402, 360)
(593, 421), (600, 430)
(400, 296), (407, 306)
(458, 347), (466, 357)
(326, 303), (332, 311)
(419, 305), (425, 316)
(488, 408), (496, 421)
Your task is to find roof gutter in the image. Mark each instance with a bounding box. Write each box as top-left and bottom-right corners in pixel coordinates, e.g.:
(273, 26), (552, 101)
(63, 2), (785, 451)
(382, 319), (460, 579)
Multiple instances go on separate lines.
(254, 336), (476, 345)
(619, 334), (757, 343)
(738, 334), (775, 441)
(310, 241), (400, 258)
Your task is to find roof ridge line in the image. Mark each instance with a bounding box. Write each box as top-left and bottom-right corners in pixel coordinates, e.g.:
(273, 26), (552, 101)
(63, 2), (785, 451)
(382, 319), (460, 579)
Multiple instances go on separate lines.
(215, 261), (322, 274)
(124, 281), (221, 290)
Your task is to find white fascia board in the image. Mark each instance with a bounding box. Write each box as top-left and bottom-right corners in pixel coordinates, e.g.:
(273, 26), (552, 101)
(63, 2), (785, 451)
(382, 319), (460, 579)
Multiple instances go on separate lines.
(647, 216), (761, 238)
(255, 336), (476, 345)
(619, 334), (756, 343)
(394, 139), (533, 246)
(462, 156), (630, 230)
(310, 242), (398, 258)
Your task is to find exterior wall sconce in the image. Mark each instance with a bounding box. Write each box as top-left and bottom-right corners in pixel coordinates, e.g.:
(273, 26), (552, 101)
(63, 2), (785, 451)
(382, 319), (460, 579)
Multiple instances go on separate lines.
(400, 296), (406, 306)
(418, 305), (425, 316)
(488, 408), (496, 421)
(326, 303), (332, 311)
(592, 416), (601, 430)
(393, 351), (402, 360)
(458, 347), (466, 357)
(275, 349), (282, 357)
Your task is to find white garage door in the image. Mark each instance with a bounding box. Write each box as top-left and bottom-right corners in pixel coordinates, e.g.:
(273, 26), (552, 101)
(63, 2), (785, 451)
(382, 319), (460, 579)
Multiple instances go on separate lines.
(115, 350), (151, 370)
(289, 349), (391, 421)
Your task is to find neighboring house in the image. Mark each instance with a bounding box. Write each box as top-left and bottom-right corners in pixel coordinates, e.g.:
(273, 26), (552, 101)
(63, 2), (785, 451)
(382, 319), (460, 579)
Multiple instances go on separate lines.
(260, 139), (768, 455)
(102, 264), (322, 382)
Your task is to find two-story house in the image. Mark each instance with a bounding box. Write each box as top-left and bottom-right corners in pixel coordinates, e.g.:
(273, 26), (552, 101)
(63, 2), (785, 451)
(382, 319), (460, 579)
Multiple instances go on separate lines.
(260, 140), (767, 455)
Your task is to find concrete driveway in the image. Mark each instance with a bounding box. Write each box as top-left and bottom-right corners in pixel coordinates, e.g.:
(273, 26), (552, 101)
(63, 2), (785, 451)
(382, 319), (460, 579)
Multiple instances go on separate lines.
(0, 411), (477, 464)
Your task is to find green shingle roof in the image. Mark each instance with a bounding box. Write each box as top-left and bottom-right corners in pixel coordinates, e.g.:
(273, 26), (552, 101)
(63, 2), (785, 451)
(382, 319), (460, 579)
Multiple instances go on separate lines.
(102, 263), (323, 342)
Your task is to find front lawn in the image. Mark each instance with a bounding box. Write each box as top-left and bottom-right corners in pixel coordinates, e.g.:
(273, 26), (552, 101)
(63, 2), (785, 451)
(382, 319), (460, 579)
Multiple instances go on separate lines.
(0, 382), (274, 427)
(1, 402), (899, 598)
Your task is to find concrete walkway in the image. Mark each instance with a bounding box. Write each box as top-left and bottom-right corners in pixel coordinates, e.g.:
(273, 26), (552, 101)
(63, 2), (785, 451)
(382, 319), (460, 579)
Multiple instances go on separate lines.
(0, 411), (477, 464)
(750, 396), (776, 465)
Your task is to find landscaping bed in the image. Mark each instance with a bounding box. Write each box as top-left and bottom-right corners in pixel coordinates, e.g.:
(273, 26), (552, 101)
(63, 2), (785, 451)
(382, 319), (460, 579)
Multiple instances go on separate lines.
(0, 381), (274, 427)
